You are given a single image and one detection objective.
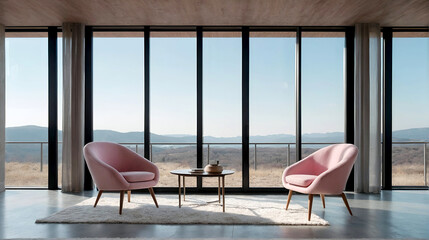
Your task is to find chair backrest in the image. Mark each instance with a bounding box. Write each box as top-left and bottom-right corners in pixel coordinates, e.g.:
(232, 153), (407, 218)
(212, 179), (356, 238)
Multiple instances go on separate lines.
(309, 144), (358, 176)
(307, 144), (358, 194)
(83, 142), (142, 172)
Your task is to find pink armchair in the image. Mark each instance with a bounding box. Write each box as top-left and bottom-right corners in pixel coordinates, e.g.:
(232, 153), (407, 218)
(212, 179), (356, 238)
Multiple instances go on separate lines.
(282, 144), (358, 220)
(83, 142), (160, 214)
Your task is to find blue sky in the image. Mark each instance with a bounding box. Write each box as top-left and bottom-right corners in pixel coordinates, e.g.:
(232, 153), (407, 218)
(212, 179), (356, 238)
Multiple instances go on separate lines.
(4, 34), (429, 137)
(392, 37), (429, 131)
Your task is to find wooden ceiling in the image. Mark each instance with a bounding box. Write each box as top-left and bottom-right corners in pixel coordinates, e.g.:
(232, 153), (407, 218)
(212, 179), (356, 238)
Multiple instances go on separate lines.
(0, 0), (428, 27)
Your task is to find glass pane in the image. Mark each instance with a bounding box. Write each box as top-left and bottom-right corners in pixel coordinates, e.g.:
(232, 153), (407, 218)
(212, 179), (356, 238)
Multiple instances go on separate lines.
(93, 32), (144, 157)
(392, 32), (429, 186)
(203, 32), (242, 187)
(249, 32), (296, 187)
(150, 32), (197, 187)
(301, 32), (345, 158)
(5, 32), (49, 187)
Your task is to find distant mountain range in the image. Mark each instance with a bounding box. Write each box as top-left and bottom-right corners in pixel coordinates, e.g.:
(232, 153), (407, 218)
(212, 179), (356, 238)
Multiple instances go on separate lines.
(5, 125), (429, 143)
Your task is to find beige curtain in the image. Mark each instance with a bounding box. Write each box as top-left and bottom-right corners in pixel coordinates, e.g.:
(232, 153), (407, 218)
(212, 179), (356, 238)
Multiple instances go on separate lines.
(354, 23), (382, 193)
(62, 23), (85, 192)
(0, 24), (5, 192)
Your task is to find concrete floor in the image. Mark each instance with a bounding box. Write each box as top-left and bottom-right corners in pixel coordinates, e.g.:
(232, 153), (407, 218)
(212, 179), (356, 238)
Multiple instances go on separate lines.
(0, 190), (428, 239)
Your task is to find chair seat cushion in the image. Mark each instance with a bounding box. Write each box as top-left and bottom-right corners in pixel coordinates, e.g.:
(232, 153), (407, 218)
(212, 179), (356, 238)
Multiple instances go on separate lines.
(121, 171), (155, 183)
(285, 174), (318, 187)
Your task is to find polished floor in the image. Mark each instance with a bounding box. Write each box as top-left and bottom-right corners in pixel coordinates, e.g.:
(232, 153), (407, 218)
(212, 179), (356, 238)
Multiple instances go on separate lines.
(0, 190), (428, 239)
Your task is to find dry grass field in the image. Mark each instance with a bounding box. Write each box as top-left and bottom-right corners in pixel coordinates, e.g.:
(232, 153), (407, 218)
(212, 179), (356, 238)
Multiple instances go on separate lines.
(392, 164), (425, 186)
(6, 162), (48, 187)
(5, 162), (62, 187)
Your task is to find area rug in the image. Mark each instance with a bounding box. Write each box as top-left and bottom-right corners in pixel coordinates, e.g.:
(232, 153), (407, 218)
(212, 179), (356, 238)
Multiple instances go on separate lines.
(36, 194), (329, 226)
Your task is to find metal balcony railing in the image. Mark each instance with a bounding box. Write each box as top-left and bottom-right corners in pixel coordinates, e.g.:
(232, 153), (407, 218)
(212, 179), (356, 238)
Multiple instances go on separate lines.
(4, 141), (428, 186)
(6, 141), (48, 172)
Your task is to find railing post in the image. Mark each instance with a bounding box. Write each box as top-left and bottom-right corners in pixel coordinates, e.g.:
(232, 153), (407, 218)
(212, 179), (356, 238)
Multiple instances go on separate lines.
(287, 144), (290, 166)
(207, 144), (210, 164)
(254, 144), (257, 170)
(135, 144), (138, 154)
(150, 144), (153, 162)
(40, 143), (43, 172)
(424, 143), (427, 187)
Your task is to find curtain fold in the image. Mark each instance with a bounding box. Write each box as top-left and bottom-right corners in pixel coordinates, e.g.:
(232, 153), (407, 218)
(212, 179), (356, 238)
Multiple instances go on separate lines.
(62, 23), (85, 192)
(0, 24), (5, 192)
(354, 23), (382, 193)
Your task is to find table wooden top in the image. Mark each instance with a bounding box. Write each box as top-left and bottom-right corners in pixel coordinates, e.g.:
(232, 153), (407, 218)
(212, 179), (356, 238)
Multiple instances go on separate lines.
(170, 169), (235, 177)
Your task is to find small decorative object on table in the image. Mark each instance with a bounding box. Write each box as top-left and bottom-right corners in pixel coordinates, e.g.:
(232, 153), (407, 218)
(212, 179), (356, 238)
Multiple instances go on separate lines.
(204, 161), (223, 173)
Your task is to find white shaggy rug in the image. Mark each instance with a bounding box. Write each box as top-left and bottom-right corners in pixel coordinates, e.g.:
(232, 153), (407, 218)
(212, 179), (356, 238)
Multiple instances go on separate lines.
(36, 194), (329, 226)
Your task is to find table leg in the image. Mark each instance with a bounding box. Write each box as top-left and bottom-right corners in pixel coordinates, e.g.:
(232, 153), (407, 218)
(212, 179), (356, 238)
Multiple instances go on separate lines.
(222, 176), (225, 212)
(218, 176), (221, 203)
(178, 175), (181, 208)
(183, 176), (186, 201)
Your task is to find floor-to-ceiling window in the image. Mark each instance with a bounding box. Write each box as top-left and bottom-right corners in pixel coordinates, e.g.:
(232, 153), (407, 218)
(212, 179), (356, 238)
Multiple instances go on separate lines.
(249, 32), (296, 187)
(150, 31), (197, 187)
(5, 32), (49, 187)
(93, 32), (145, 151)
(301, 32), (346, 158)
(392, 32), (429, 186)
(203, 32), (242, 187)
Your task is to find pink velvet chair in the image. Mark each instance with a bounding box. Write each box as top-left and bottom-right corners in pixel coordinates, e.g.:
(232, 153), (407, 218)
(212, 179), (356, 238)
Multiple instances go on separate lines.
(282, 144), (358, 220)
(83, 142), (160, 214)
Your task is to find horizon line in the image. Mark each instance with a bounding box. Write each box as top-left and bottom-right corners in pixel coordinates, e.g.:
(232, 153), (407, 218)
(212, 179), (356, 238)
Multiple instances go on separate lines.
(4, 125), (429, 137)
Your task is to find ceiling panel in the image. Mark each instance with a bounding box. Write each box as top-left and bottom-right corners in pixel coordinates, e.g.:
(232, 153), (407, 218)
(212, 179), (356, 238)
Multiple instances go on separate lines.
(0, 0), (428, 27)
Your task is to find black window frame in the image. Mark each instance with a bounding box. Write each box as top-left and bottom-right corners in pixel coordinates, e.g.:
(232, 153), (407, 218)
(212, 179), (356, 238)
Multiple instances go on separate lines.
(86, 26), (354, 193)
(4, 27), (60, 190)
(383, 27), (429, 190)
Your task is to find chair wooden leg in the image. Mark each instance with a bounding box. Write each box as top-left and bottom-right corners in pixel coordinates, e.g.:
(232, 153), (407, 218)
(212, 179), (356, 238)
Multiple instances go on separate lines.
(94, 190), (103, 208)
(308, 194), (313, 221)
(149, 187), (159, 208)
(127, 190), (131, 202)
(286, 190), (293, 210)
(341, 193), (353, 216)
(320, 194), (325, 208)
(119, 190), (125, 215)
